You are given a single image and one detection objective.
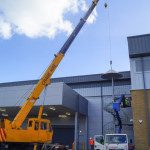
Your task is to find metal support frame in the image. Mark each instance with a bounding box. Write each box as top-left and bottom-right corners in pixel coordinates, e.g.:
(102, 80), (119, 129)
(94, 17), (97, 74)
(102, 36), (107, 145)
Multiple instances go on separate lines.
(111, 77), (116, 133)
(85, 116), (88, 150)
(75, 112), (79, 150)
(75, 96), (79, 150)
(101, 85), (104, 135)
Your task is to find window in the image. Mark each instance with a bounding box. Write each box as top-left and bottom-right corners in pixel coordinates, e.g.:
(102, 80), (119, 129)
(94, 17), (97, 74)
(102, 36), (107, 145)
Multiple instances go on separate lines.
(135, 58), (150, 72)
(95, 136), (104, 144)
(34, 122), (39, 130)
(49, 123), (53, 132)
(105, 135), (127, 144)
(28, 121), (33, 127)
(41, 122), (47, 130)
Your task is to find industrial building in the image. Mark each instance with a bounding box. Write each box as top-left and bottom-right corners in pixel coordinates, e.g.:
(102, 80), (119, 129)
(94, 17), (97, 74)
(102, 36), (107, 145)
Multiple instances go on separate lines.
(0, 33), (149, 150)
(0, 71), (133, 149)
(128, 34), (150, 150)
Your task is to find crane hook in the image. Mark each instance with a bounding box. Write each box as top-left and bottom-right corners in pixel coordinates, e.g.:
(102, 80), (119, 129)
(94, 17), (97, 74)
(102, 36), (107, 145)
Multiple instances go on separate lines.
(104, 3), (108, 8)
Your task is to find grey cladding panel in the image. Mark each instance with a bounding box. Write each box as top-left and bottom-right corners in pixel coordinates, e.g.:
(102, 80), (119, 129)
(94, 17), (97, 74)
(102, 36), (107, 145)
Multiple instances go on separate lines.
(62, 83), (88, 115)
(128, 34), (150, 58)
(79, 96), (88, 115)
(135, 59), (142, 72)
(36, 82), (63, 105)
(87, 97), (102, 136)
(134, 57), (150, 72)
(62, 83), (78, 112)
(0, 71), (130, 87)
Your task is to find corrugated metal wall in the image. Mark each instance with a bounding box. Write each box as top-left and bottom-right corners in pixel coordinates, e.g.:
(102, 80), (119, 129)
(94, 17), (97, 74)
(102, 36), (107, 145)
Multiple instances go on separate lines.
(72, 82), (133, 141)
(128, 34), (150, 57)
(128, 34), (150, 90)
(0, 83), (65, 106)
(0, 73), (133, 144)
(130, 57), (150, 90)
(73, 85), (131, 97)
(87, 97), (102, 137)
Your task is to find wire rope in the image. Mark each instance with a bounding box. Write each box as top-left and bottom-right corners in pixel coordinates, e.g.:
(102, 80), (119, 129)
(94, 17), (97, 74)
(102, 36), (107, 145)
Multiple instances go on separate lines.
(5, 57), (53, 117)
(105, 0), (113, 69)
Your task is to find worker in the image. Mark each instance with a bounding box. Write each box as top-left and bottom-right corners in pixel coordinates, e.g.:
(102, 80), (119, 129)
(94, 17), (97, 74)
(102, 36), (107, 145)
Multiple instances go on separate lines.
(124, 98), (129, 106)
(125, 97), (131, 107)
(122, 95), (130, 107)
(72, 142), (74, 150)
(100, 138), (104, 145)
(89, 137), (94, 150)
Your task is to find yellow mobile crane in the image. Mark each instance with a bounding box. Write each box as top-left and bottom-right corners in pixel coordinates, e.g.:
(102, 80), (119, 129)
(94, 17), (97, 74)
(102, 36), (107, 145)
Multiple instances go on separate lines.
(0, 0), (99, 149)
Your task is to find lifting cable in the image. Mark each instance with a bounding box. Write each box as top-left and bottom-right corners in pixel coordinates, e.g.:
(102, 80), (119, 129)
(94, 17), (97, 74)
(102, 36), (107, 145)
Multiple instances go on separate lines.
(42, 86), (48, 106)
(104, 0), (113, 69)
(39, 86), (48, 117)
(14, 61), (50, 107)
(6, 62), (51, 117)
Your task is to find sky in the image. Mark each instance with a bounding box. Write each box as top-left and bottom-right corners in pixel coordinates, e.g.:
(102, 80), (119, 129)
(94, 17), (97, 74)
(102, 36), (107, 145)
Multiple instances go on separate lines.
(0, 0), (150, 83)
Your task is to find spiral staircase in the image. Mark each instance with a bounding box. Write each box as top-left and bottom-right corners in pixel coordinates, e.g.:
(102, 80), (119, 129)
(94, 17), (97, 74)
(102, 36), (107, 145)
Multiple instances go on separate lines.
(103, 101), (133, 134)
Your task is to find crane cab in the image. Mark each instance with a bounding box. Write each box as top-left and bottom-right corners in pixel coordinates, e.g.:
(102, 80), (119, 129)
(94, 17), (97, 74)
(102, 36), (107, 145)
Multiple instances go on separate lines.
(23, 105), (53, 143)
(27, 118), (53, 143)
(27, 118), (52, 130)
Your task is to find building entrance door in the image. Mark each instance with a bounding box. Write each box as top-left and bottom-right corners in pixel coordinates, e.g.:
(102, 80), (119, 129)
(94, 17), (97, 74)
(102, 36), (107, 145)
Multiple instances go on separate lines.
(52, 125), (74, 148)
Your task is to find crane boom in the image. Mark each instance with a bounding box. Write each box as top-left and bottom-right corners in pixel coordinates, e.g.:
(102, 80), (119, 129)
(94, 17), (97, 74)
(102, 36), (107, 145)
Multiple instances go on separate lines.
(11, 0), (99, 129)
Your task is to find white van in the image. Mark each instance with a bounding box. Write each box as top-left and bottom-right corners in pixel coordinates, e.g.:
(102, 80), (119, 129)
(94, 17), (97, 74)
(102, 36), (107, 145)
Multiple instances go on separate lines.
(94, 134), (128, 150)
(105, 134), (128, 150)
(94, 135), (104, 150)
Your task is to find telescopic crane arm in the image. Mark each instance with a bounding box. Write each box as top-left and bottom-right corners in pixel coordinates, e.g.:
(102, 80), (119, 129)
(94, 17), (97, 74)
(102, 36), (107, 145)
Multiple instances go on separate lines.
(11, 0), (99, 129)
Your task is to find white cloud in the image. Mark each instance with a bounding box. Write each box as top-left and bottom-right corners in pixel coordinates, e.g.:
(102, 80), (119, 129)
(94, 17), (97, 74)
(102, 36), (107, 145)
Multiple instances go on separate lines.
(0, 0), (97, 39)
(0, 17), (12, 39)
(87, 9), (97, 24)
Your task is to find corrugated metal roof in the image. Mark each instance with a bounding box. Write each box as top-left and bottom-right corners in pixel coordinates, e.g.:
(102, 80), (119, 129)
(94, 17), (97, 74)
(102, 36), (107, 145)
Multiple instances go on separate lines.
(0, 71), (130, 88)
(128, 34), (150, 58)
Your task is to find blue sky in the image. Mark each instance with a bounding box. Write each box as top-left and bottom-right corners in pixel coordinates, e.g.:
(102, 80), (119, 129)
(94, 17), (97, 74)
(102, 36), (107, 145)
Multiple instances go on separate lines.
(0, 0), (150, 83)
